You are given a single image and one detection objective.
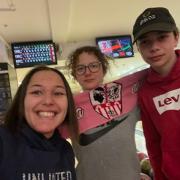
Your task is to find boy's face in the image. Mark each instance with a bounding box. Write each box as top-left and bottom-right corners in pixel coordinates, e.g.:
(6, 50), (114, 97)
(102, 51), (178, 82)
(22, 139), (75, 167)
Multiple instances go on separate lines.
(137, 31), (179, 73)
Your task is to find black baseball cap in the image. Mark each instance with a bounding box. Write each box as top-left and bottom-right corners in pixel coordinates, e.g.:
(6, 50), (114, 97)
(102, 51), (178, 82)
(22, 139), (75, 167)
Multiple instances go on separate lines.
(133, 7), (177, 43)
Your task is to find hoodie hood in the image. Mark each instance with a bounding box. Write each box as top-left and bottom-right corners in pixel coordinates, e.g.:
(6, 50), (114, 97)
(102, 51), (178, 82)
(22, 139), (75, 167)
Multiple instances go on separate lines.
(21, 123), (64, 151)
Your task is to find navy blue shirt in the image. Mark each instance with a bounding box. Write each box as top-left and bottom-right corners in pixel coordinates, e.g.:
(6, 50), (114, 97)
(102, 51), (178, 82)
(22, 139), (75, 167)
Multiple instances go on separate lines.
(0, 124), (76, 180)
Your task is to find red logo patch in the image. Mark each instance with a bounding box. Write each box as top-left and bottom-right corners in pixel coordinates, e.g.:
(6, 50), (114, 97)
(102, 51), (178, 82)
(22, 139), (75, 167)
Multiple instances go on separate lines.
(89, 82), (122, 120)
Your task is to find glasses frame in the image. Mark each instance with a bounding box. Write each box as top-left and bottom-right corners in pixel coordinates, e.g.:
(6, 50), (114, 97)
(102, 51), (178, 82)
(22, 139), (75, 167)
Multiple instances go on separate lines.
(75, 61), (102, 75)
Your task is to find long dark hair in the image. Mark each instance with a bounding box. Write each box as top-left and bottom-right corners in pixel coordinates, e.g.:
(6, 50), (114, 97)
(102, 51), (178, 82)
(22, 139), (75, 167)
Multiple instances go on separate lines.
(4, 65), (79, 140)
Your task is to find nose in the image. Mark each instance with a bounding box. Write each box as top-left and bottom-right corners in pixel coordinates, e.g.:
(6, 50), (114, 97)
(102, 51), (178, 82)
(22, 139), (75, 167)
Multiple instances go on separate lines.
(84, 66), (91, 75)
(43, 93), (54, 105)
(150, 41), (160, 52)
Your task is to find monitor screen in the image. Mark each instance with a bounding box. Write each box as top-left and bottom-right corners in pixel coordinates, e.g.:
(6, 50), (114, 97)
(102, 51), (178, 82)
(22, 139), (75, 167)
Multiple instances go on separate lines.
(11, 40), (57, 68)
(96, 35), (134, 59)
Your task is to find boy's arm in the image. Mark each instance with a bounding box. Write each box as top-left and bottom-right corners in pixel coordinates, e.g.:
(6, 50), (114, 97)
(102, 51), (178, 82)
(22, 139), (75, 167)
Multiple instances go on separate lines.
(139, 99), (168, 180)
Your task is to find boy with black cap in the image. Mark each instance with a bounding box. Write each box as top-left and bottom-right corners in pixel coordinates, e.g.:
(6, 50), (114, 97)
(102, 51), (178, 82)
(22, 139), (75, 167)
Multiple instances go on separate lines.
(133, 7), (180, 180)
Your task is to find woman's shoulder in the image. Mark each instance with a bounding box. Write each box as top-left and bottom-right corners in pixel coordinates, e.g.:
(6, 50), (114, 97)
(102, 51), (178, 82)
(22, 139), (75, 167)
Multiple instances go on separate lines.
(0, 125), (18, 146)
(0, 125), (11, 137)
(0, 125), (15, 162)
(61, 138), (74, 152)
(59, 138), (75, 163)
(55, 132), (74, 153)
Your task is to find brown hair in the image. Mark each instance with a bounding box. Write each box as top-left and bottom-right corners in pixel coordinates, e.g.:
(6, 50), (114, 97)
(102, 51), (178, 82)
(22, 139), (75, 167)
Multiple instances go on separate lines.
(4, 65), (79, 141)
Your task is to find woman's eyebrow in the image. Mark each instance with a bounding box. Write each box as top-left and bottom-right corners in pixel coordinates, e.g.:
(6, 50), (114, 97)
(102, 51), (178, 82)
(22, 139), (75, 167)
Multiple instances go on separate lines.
(29, 84), (65, 89)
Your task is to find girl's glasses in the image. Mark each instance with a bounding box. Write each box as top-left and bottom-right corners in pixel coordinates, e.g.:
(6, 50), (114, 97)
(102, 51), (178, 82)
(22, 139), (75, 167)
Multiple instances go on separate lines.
(75, 62), (101, 75)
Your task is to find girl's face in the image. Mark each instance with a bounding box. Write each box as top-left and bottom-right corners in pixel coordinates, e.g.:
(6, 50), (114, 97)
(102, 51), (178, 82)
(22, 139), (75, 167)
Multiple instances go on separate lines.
(24, 70), (68, 138)
(75, 52), (105, 91)
(137, 31), (179, 75)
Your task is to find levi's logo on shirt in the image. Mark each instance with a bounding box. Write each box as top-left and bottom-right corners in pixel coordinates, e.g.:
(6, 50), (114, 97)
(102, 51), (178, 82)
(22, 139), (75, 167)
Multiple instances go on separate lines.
(153, 88), (180, 115)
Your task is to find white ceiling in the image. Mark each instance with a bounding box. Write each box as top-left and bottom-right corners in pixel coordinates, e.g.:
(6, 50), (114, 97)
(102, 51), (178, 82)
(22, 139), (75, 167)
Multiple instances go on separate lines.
(0, 0), (180, 48)
(1, 0), (179, 92)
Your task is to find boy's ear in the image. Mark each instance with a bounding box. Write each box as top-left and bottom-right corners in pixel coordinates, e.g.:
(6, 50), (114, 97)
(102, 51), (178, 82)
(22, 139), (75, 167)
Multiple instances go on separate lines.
(175, 33), (179, 47)
(136, 44), (140, 52)
(176, 32), (179, 39)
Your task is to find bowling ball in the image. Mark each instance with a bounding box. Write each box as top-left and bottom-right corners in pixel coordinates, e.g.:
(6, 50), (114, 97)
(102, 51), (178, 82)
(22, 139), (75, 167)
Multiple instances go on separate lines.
(140, 172), (152, 180)
(140, 158), (152, 175)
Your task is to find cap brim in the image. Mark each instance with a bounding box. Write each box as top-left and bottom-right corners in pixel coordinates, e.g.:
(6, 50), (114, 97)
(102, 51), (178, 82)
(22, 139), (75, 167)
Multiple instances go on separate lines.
(133, 23), (176, 44)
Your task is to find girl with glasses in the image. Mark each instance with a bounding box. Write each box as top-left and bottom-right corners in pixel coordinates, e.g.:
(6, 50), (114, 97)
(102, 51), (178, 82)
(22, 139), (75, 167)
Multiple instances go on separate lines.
(68, 46), (109, 91)
(67, 46), (141, 180)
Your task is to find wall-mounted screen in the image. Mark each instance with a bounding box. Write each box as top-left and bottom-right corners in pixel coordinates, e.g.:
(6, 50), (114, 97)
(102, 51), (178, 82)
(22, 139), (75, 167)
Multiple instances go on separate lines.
(11, 40), (57, 68)
(96, 35), (134, 59)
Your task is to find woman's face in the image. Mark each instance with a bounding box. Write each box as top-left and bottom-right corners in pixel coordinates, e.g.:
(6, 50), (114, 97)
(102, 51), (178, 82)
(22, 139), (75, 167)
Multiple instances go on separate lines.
(24, 70), (68, 138)
(75, 52), (105, 91)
